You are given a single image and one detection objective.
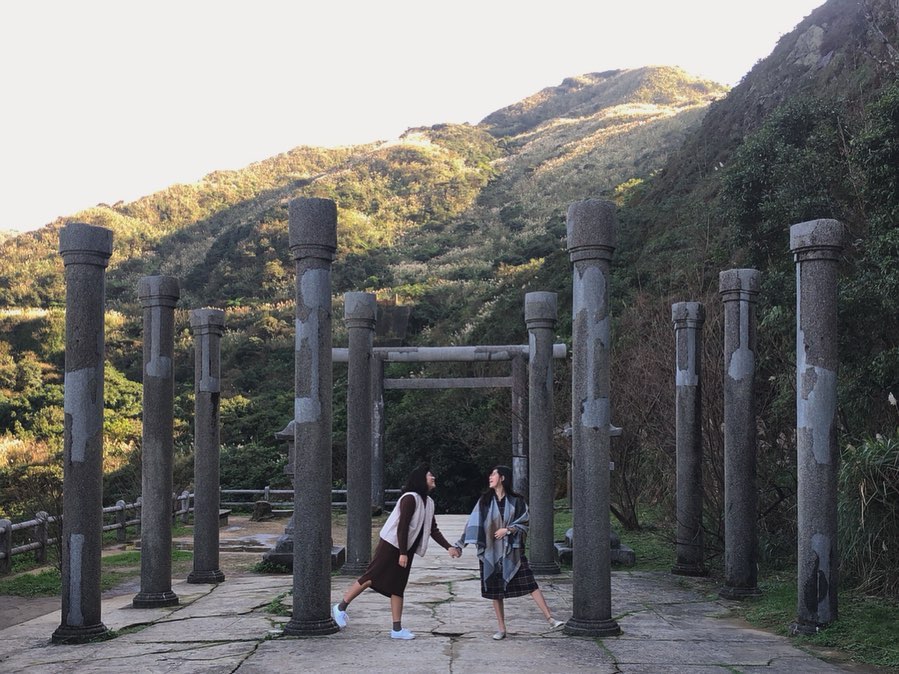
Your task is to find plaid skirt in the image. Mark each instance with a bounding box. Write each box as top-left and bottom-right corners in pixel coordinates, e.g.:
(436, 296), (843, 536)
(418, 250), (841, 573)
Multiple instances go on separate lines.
(480, 554), (540, 599)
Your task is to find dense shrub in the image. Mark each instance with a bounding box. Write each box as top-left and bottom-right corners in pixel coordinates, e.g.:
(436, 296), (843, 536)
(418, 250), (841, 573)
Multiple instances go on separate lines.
(839, 429), (899, 597)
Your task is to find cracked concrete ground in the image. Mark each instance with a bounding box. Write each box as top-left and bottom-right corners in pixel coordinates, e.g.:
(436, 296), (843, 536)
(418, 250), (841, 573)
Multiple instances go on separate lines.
(0, 514), (865, 673)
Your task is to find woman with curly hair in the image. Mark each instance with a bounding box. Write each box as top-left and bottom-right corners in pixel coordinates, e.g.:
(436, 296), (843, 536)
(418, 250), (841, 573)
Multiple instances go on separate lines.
(332, 464), (458, 639)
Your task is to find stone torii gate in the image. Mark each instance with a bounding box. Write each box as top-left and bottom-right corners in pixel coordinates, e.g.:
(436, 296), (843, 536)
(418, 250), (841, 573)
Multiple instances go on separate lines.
(281, 196), (622, 637)
(334, 303), (567, 577)
(264, 322), (567, 580)
(334, 341), (568, 499)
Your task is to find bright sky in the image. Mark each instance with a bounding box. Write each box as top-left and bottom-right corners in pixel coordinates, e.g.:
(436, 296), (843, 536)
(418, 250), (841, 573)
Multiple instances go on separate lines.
(1, 0), (825, 233)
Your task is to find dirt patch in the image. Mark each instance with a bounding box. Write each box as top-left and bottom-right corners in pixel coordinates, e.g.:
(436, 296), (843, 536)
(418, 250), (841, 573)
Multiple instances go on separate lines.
(0, 595), (59, 630)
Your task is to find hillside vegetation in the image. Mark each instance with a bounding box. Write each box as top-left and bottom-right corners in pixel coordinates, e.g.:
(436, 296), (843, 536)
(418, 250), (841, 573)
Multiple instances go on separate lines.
(2, 0), (899, 607)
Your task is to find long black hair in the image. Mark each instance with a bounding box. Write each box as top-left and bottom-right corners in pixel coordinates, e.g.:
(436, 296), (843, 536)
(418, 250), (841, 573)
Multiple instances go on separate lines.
(403, 464), (431, 498)
(478, 464), (521, 510)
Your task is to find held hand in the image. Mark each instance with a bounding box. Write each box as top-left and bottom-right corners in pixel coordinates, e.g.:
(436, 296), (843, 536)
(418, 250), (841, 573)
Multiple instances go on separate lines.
(398, 554), (408, 568)
(448, 547), (461, 558)
(493, 527), (508, 540)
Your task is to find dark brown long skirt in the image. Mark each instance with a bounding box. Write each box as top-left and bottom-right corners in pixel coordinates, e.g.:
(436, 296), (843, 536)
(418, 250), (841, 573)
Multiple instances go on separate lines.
(357, 538), (415, 598)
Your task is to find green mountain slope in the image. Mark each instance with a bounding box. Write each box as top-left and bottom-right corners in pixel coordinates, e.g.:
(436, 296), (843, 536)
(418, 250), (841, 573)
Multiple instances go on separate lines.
(2, 1), (898, 579)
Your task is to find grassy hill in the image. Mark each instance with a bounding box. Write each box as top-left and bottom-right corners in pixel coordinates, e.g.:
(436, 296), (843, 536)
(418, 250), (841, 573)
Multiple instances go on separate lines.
(2, 0), (898, 601)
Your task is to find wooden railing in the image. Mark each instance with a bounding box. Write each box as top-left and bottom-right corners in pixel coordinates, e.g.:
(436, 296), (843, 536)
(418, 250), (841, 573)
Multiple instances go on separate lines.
(0, 487), (401, 573)
(0, 499), (141, 574)
(213, 487), (401, 511)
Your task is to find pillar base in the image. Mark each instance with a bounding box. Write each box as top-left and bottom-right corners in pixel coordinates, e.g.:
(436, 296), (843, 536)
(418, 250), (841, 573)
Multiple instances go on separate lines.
(132, 590), (179, 608)
(671, 562), (708, 577)
(563, 617), (621, 637)
(718, 584), (762, 600)
(530, 560), (561, 575)
(187, 568), (225, 584)
(338, 561), (370, 576)
(789, 619), (827, 636)
(283, 617), (340, 636)
(51, 622), (111, 644)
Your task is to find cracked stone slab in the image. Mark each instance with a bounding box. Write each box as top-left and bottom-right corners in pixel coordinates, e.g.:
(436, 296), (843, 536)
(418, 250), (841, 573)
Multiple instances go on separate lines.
(0, 514), (860, 673)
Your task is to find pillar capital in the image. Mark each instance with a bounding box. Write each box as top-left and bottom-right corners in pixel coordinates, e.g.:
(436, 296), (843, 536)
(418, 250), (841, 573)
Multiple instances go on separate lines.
(289, 198), (337, 262)
(566, 199), (617, 263)
(719, 269), (761, 302)
(525, 292), (557, 329)
(671, 301), (705, 327)
(790, 219), (845, 262)
(189, 308), (225, 336)
(58, 222), (113, 267)
(138, 276), (180, 308)
(344, 292), (377, 330)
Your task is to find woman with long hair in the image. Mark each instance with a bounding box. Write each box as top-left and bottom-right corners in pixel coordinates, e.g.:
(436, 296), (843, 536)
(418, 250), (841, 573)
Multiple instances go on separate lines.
(453, 465), (565, 640)
(333, 464), (459, 639)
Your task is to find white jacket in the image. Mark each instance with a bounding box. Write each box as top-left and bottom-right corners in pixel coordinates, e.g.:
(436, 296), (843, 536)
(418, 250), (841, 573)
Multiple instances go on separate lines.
(379, 492), (435, 557)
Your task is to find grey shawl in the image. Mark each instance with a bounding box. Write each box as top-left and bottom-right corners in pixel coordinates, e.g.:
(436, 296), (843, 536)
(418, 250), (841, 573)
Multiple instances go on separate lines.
(455, 494), (529, 592)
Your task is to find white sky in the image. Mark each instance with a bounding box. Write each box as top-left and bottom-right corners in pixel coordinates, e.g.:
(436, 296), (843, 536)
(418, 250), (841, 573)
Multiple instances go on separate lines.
(1, 0), (825, 233)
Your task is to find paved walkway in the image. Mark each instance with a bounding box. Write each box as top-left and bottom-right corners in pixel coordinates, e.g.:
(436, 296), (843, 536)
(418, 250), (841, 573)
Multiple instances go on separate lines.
(0, 515), (861, 673)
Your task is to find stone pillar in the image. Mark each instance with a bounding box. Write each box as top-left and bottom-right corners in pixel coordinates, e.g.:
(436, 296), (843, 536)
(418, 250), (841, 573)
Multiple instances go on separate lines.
(564, 199), (621, 637)
(789, 219), (844, 635)
(133, 276), (180, 608)
(511, 353), (529, 500)
(341, 292), (377, 575)
(187, 308), (225, 584)
(284, 197), (340, 636)
(53, 222), (112, 644)
(719, 269), (762, 599)
(526, 291), (559, 574)
(371, 353), (386, 509)
(670, 302), (708, 577)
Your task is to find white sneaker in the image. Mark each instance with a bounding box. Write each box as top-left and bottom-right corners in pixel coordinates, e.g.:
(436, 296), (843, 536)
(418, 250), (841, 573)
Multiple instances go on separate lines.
(332, 604), (347, 629)
(390, 628), (415, 639)
(548, 618), (565, 631)
(492, 631), (506, 640)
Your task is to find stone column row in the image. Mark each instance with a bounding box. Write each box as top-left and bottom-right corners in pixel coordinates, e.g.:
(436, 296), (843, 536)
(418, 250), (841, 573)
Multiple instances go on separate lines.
(668, 219), (844, 639)
(52, 223), (227, 641)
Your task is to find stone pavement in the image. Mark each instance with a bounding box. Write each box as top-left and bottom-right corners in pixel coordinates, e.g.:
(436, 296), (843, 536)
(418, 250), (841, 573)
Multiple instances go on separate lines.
(0, 515), (859, 673)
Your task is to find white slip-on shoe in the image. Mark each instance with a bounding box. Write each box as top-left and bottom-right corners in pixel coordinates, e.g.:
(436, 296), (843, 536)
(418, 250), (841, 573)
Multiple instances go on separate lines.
(390, 628), (415, 639)
(332, 604), (348, 629)
(548, 618), (565, 631)
(492, 631), (506, 640)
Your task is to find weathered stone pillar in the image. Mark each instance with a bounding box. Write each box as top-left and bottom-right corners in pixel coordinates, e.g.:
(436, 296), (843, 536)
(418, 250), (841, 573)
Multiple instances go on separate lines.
(133, 276), (180, 608)
(719, 269), (762, 599)
(789, 219), (844, 635)
(341, 292), (377, 575)
(526, 291), (559, 575)
(187, 307), (225, 584)
(284, 197), (340, 636)
(52, 223), (112, 644)
(564, 199), (621, 637)
(511, 353), (529, 500)
(371, 353), (386, 509)
(671, 302), (708, 577)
